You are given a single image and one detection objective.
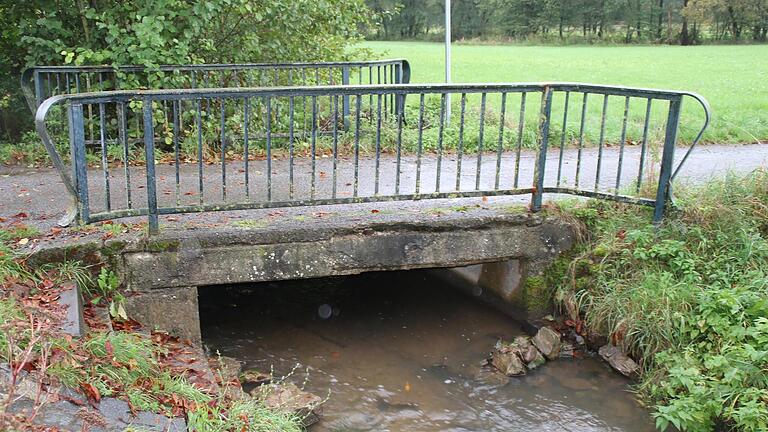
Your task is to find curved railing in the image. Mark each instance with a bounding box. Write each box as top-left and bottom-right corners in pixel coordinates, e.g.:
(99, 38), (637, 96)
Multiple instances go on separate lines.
(22, 59), (411, 112)
(35, 82), (709, 233)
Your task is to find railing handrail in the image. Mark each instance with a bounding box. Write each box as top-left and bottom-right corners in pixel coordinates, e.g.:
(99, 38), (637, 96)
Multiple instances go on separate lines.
(34, 81), (710, 231)
(22, 58), (411, 112)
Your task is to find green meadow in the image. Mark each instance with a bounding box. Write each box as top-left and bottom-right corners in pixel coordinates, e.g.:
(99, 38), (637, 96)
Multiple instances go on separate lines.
(361, 41), (768, 146)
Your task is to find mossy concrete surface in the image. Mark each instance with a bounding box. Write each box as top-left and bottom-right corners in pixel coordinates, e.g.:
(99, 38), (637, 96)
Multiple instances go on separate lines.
(26, 201), (575, 340)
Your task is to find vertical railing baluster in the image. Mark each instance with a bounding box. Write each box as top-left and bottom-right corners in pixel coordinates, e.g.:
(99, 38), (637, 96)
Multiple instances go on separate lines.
(637, 98), (653, 193)
(342, 67), (350, 129)
(495, 92), (507, 190)
(289, 96), (295, 200)
(143, 101), (159, 234)
(332, 95), (339, 199)
(244, 97), (251, 201)
(173, 100), (181, 206)
(354, 95), (362, 197)
(196, 99), (204, 205)
(69, 103), (89, 224)
(266, 96), (272, 202)
(456, 93), (467, 191)
(415, 94), (425, 195)
(99, 103), (111, 212)
(375, 94), (382, 196)
(436, 93), (446, 193)
(556, 91), (570, 188)
(531, 87), (554, 211)
(382, 67), (388, 119)
(575, 93), (588, 188)
(311, 95), (318, 199)
(514, 92), (527, 188)
(595, 95), (609, 192)
(220, 98), (227, 201)
(476, 93), (487, 190)
(395, 92), (404, 195)
(616, 96), (630, 194)
(654, 98), (682, 224)
(118, 102), (132, 209)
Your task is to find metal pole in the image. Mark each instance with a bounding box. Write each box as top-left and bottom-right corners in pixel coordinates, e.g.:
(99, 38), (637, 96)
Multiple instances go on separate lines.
(445, 0), (452, 125)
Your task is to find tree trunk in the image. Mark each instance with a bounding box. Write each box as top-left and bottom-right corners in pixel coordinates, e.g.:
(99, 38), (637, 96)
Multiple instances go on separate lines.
(680, 0), (691, 45)
(656, 0), (664, 39)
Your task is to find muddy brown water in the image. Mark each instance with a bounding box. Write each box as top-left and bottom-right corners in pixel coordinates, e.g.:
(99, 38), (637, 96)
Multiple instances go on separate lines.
(200, 271), (656, 432)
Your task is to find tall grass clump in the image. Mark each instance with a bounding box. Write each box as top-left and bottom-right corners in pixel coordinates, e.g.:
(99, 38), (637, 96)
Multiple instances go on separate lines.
(555, 169), (768, 432)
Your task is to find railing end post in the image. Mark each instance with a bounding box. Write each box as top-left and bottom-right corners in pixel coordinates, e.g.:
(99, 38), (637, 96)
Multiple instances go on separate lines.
(532, 86), (554, 212)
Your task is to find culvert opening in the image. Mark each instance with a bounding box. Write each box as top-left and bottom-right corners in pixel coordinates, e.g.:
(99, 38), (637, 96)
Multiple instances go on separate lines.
(198, 270), (653, 431)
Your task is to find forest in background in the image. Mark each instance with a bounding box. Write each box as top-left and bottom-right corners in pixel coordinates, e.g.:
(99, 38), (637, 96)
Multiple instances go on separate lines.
(365, 0), (768, 45)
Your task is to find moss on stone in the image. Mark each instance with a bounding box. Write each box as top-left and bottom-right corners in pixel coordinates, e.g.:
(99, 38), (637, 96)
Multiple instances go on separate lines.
(522, 275), (554, 316)
(145, 239), (180, 253)
(231, 220), (269, 229)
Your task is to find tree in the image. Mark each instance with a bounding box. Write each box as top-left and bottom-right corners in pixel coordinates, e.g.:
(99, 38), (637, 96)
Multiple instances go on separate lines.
(0, 0), (372, 141)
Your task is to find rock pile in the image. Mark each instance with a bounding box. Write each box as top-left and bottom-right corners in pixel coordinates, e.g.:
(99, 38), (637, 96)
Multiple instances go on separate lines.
(488, 325), (640, 379)
(489, 327), (559, 376)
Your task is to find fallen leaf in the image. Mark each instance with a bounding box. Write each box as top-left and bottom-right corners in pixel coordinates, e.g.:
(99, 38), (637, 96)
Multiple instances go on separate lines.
(81, 383), (101, 402)
(17, 238), (29, 245)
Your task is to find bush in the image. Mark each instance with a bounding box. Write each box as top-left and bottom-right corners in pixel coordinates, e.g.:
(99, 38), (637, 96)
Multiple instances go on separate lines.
(555, 169), (768, 431)
(1, 0), (373, 142)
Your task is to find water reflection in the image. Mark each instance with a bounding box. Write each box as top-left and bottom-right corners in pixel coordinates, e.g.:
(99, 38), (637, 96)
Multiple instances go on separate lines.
(200, 271), (655, 432)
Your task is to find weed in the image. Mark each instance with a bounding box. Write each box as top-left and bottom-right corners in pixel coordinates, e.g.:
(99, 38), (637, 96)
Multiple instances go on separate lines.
(555, 169), (768, 431)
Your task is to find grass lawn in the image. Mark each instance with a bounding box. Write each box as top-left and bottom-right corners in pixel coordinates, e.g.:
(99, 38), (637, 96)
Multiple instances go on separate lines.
(361, 41), (768, 145)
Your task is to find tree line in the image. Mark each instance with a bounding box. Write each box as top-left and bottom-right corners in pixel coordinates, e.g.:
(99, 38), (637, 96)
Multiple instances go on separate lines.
(365, 0), (768, 44)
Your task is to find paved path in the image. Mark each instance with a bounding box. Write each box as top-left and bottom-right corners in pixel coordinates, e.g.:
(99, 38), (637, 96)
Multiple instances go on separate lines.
(1, 143), (766, 232)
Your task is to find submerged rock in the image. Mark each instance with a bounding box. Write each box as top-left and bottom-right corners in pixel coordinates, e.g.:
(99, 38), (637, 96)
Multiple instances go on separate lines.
(491, 336), (547, 376)
(598, 344), (639, 378)
(259, 383), (323, 427)
(559, 342), (575, 358)
(532, 327), (562, 360)
(513, 336), (546, 370)
(211, 356), (242, 383)
(492, 346), (527, 376)
(240, 369), (272, 387)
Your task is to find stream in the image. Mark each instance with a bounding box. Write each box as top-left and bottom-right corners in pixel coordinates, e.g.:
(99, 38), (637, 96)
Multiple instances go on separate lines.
(200, 270), (656, 432)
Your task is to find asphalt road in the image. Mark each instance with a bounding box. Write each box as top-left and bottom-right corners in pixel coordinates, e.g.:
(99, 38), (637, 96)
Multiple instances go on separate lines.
(1, 143), (766, 232)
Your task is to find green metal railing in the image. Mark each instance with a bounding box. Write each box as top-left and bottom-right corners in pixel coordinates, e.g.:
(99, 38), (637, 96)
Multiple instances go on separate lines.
(35, 82), (710, 234)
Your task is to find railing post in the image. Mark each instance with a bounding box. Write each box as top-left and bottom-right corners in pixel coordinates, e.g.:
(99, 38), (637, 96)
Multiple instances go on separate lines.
(531, 87), (554, 212)
(342, 66), (350, 130)
(68, 103), (89, 224)
(653, 97), (682, 224)
(394, 62), (406, 121)
(34, 71), (45, 108)
(143, 100), (159, 234)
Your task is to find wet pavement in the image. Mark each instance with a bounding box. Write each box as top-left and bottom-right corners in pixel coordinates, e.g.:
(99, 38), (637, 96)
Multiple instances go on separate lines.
(1, 144), (766, 232)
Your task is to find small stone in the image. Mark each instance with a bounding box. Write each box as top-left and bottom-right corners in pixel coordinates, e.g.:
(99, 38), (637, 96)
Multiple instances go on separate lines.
(260, 383), (323, 427)
(240, 369), (272, 386)
(532, 327), (562, 360)
(559, 342), (575, 358)
(574, 334), (585, 346)
(211, 356), (242, 383)
(491, 342), (527, 376)
(586, 331), (608, 351)
(513, 336), (546, 369)
(599, 344), (639, 378)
